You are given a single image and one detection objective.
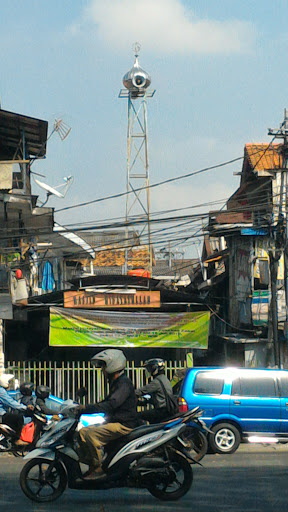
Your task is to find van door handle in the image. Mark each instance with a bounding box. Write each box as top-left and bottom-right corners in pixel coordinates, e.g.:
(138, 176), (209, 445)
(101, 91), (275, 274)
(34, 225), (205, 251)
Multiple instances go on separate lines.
(233, 400), (241, 405)
(285, 402), (288, 407)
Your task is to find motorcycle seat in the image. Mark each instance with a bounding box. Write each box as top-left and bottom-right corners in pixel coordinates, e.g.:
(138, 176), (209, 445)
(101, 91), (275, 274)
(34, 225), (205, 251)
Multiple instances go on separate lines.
(106, 423), (163, 455)
(124, 423), (163, 442)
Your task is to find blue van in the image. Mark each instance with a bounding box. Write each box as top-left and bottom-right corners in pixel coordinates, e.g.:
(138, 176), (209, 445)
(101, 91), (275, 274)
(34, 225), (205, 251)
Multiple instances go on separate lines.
(178, 367), (288, 454)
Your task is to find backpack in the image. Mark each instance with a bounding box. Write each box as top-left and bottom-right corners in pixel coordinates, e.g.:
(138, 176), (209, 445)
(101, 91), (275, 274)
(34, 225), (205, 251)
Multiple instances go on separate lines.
(157, 378), (178, 415)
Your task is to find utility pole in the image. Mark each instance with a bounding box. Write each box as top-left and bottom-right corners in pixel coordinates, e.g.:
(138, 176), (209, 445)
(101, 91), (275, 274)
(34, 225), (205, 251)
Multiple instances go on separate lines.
(268, 109), (288, 367)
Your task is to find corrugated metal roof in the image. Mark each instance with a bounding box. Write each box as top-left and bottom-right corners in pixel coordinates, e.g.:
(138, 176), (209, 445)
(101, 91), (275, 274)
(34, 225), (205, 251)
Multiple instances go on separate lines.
(54, 223), (95, 258)
(0, 109), (48, 159)
(80, 230), (139, 248)
(245, 143), (281, 171)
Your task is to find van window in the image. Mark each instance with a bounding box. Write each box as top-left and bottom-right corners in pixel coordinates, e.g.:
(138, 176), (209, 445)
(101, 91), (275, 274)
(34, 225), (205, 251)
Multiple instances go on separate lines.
(233, 376), (276, 397)
(279, 375), (288, 397)
(231, 378), (240, 395)
(193, 372), (224, 395)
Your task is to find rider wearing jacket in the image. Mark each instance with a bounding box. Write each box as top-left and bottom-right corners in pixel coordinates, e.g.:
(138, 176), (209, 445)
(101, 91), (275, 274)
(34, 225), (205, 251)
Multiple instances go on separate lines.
(0, 374), (32, 445)
(78, 349), (139, 479)
(20, 382), (35, 406)
(35, 385), (60, 416)
(136, 358), (173, 423)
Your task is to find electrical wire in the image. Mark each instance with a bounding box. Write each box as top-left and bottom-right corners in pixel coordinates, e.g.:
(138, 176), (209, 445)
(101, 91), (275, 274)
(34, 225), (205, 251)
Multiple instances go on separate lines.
(55, 156), (245, 213)
(207, 305), (258, 334)
(54, 140), (282, 214)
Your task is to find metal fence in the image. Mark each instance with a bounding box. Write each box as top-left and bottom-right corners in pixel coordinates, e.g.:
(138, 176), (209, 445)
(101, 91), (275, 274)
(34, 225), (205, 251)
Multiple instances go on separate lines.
(7, 360), (187, 402)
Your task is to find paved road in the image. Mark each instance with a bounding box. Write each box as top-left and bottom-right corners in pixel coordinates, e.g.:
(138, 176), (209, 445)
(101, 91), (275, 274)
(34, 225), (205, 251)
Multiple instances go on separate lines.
(0, 444), (287, 512)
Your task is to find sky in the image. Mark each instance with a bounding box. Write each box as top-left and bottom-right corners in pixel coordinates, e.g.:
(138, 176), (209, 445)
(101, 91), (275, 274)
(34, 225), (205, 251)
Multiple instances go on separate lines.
(0, 0), (287, 259)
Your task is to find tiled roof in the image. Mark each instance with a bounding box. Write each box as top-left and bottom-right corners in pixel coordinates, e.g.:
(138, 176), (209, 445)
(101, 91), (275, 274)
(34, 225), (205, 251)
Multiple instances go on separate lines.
(244, 143), (281, 171)
(74, 245), (151, 268)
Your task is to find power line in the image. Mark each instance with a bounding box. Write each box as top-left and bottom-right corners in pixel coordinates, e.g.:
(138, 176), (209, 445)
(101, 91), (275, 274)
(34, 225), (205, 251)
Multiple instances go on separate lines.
(54, 140), (281, 214)
(55, 155), (245, 214)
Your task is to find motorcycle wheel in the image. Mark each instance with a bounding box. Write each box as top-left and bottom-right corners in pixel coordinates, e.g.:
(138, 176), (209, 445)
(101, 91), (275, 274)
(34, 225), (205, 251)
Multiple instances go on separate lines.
(13, 450), (26, 458)
(180, 428), (208, 462)
(0, 437), (10, 452)
(20, 457), (67, 503)
(147, 450), (193, 501)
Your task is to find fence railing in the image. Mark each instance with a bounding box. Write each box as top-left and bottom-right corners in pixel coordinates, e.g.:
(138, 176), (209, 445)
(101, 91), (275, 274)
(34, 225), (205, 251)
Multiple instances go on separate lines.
(7, 360), (187, 402)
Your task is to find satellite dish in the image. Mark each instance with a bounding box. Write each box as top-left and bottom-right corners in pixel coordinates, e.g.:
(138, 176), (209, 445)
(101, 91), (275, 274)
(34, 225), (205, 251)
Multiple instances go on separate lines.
(34, 176), (74, 206)
(34, 179), (65, 198)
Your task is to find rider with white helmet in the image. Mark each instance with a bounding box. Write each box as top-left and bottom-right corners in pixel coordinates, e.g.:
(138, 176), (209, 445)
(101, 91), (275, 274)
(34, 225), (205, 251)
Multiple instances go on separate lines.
(78, 349), (139, 480)
(0, 373), (32, 445)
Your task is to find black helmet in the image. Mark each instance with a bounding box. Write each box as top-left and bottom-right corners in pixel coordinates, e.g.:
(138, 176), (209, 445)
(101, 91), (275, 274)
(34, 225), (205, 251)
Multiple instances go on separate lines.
(20, 382), (34, 396)
(35, 385), (50, 400)
(143, 358), (165, 377)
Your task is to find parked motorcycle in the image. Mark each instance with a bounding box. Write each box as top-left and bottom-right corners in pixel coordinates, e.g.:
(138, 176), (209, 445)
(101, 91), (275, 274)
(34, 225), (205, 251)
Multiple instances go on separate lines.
(19, 401), (200, 503)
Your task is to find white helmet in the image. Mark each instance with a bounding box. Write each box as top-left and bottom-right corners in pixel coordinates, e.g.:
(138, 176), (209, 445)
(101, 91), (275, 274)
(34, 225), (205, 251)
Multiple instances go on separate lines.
(0, 373), (15, 389)
(91, 349), (126, 374)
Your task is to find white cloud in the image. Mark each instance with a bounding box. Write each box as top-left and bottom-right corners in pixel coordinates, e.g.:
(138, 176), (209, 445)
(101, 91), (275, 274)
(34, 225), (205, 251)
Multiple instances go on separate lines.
(74, 0), (255, 56)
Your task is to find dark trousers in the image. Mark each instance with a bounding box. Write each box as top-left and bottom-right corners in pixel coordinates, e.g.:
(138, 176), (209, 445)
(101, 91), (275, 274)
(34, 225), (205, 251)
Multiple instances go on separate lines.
(138, 408), (170, 424)
(2, 412), (24, 438)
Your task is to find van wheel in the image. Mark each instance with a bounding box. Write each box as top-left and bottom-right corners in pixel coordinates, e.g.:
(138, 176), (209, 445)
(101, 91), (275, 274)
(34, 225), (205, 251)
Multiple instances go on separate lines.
(209, 423), (241, 454)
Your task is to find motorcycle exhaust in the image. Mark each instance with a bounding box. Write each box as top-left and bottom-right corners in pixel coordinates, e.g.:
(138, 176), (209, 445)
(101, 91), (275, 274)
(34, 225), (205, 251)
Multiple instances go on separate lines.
(136, 456), (165, 469)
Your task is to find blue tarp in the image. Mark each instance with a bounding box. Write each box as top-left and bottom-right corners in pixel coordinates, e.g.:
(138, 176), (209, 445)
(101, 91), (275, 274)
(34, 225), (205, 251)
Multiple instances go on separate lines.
(41, 261), (54, 292)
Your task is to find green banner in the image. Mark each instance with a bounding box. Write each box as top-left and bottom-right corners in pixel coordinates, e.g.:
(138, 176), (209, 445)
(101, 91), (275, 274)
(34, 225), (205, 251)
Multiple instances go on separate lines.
(49, 307), (209, 349)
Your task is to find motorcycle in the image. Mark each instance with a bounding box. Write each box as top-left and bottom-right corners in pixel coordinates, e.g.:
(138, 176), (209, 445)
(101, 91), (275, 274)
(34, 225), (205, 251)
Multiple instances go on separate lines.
(19, 401), (200, 503)
(0, 406), (48, 456)
(0, 407), (105, 458)
(178, 417), (209, 462)
(138, 393), (210, 462)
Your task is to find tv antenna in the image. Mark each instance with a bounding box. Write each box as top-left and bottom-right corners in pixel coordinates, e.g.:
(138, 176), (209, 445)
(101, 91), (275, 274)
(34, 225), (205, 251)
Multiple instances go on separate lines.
(34, 176), (74, 206)
(53, 119), (71, 141)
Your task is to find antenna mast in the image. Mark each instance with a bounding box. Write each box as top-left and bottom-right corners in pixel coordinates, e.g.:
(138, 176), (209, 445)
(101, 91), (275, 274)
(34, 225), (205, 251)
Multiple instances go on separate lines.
(119, 43), (155, 275)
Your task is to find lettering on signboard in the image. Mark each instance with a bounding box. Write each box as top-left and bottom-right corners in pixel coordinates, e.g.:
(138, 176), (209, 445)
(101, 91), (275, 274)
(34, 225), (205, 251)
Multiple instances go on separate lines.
(64, 290), (160, 309)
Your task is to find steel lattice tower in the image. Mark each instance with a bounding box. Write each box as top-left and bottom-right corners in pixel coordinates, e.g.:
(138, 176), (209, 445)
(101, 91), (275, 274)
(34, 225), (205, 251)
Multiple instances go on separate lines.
(119, 45), (155, 274)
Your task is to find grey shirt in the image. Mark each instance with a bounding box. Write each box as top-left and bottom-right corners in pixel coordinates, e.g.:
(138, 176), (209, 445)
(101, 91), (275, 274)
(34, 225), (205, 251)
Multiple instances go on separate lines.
(135, 374), (173, 409)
